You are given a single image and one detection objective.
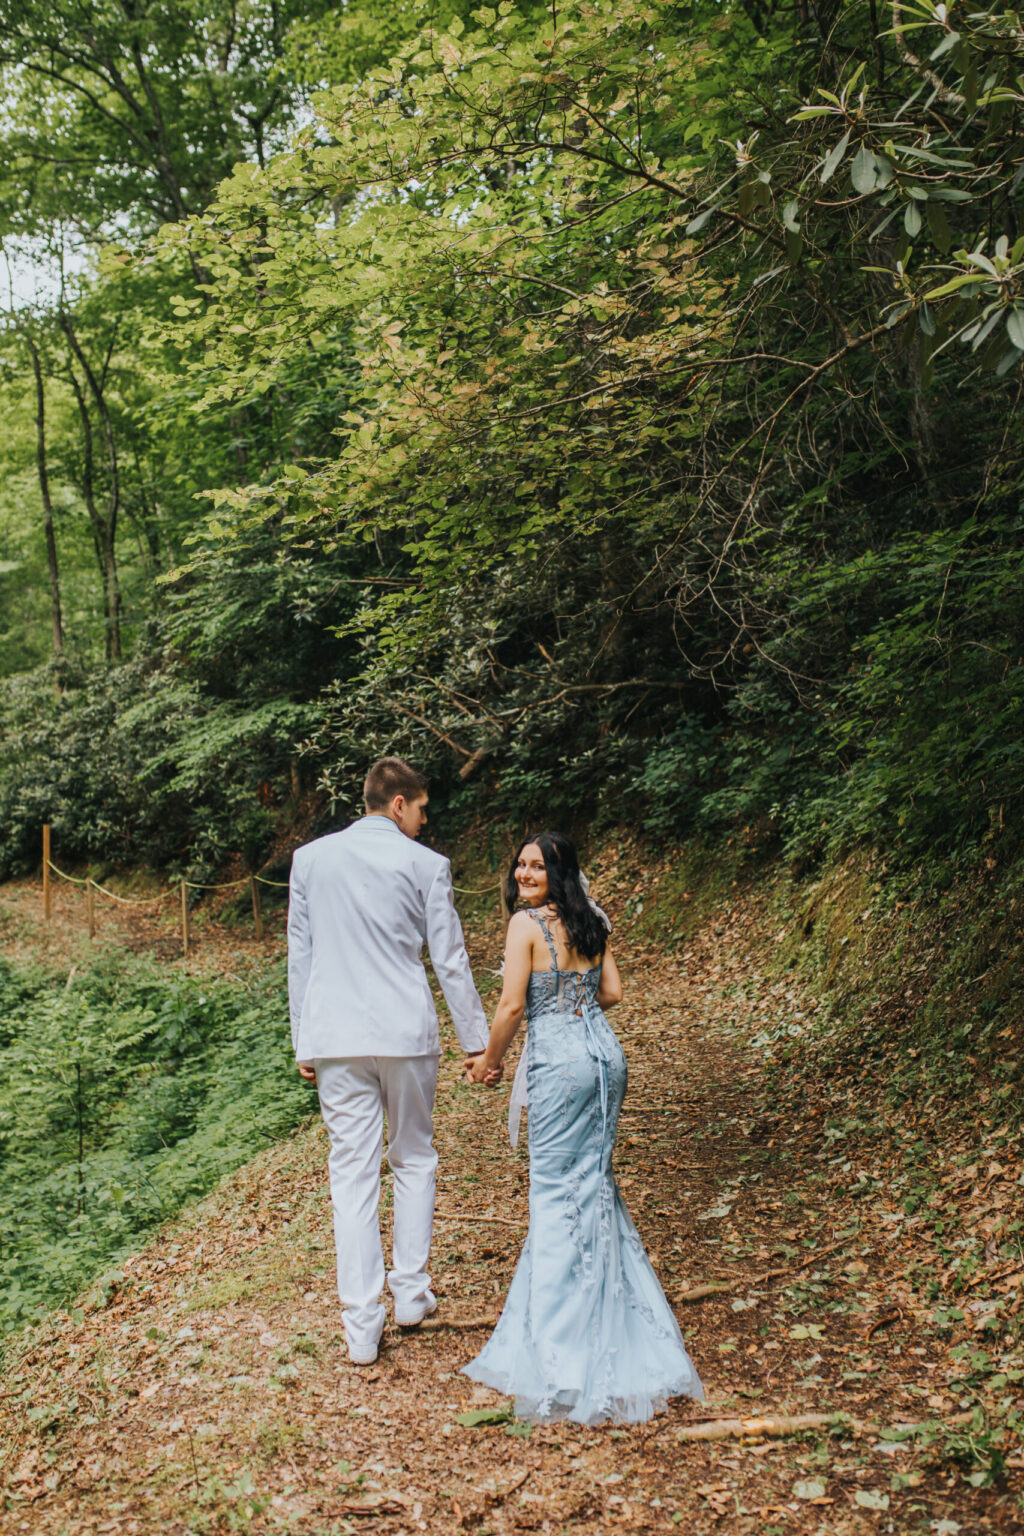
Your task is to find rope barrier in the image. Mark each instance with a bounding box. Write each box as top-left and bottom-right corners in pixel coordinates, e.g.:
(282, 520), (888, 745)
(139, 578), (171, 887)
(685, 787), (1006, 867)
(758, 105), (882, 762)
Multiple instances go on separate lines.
(41, 830), (511, 971)
(45, 860), (89, 887)
(182, 875), (250, 891)
(51, 853), (493, 901)
(48, 858), (290, 897)
(47, 861), (175, 907)
(42, 827), (279, 954)
(90, 880), (176, 907)
(42, 828), (487, 955)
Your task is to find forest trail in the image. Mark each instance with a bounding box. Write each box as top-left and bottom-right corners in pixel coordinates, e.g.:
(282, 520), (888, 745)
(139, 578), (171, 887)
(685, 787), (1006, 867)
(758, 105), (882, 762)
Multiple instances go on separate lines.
(1, 868), (1020, 1536)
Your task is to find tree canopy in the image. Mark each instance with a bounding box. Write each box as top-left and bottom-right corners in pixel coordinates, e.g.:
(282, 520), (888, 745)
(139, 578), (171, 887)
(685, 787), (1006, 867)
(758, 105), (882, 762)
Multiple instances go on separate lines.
(1, 0), (1022, 875)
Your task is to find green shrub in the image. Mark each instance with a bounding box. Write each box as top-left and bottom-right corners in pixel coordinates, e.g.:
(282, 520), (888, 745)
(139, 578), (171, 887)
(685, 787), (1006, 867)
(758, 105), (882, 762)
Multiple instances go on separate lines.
(0, 949), (310, 1332)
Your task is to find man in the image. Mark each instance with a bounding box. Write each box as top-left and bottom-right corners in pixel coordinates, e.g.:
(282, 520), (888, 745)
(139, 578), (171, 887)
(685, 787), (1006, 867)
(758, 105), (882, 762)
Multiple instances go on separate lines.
(287, 756), (492, 1365)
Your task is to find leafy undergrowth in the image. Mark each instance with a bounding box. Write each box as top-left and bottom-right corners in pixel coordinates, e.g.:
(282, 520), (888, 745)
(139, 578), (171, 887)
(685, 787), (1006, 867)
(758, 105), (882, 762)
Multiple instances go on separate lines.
(1, 843), (1023, 1534)
(0, 894), (309, 1335)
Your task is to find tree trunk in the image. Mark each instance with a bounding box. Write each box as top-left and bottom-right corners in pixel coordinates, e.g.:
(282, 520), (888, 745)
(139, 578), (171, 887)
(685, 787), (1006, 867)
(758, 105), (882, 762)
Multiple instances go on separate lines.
(24, 333), (65, 672)
(60, 314), (123, 660)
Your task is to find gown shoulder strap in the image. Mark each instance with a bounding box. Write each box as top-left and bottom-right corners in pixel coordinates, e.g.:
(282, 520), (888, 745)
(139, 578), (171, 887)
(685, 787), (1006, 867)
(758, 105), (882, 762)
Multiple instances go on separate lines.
(528, 908), (560, 971)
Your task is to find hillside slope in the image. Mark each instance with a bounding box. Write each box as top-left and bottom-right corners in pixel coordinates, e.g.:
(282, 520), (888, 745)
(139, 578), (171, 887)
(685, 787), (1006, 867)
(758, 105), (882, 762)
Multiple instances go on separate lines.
(1, 840), (1022, 1534)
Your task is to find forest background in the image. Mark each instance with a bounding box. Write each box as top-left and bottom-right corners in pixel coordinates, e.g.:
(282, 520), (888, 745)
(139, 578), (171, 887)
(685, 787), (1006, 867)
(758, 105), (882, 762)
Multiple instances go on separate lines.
(0, 0), (1022, 1348)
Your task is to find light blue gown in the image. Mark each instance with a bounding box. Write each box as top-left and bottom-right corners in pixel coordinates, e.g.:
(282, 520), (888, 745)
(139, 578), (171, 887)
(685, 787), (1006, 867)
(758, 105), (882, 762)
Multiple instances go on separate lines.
(462, 911), (704, 1425)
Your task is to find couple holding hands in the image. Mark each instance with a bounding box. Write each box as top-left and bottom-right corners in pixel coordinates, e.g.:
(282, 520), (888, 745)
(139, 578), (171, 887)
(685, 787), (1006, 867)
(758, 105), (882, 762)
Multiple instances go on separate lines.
(287, 756), (702, 1424)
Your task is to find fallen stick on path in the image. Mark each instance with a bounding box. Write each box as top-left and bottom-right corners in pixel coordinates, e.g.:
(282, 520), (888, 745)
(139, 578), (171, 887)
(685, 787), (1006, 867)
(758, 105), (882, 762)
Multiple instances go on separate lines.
(965, 1262), (1024, 1290)
(676, 1412), (842, 1442)
(673, 1281), (735, 1302)
(485, 1469), (531, 1508)
(864, 1304), (903, 1341)
(676, 1407), (975, 1445)
(433, 1212), (525, 1228)
(675, 1240), (845, 1304)
(400, 1315), (498, 1333)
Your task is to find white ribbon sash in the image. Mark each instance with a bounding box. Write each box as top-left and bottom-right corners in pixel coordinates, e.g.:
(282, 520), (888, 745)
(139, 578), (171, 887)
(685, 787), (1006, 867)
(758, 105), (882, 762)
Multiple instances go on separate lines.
(508, 1044), (530, 1148)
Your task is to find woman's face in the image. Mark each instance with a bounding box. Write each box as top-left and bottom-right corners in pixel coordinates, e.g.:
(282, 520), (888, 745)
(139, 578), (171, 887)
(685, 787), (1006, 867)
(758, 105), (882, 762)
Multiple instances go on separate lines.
(515, 842), (550, 906)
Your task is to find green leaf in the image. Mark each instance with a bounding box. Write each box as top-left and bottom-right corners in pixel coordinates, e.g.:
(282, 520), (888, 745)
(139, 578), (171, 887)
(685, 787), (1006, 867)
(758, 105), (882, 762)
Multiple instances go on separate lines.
(820, 128), (851, 185)
(1005, 308), (1024, 350)
(868, 204), (901, 242)
(965, 249), (999, 277)
(793, 1479), (827, 1499)
(929, 29), (960, 60)
(891, 143), (974, 171)
(454, 1405), (514, 1427)
(970, 307), (1003, 352)
(854, 1490), (890, 1510)
(923, 273), (981, 300)
(851, 145), (878, 194)
(686, 207), (715, 235)
(904, 202), (922, 237)
(846, 61), (867, 93)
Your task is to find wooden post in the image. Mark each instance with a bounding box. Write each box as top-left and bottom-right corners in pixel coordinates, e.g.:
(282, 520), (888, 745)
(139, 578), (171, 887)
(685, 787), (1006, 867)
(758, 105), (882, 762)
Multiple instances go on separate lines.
(250, 876), (264, 941)
(42, 823), (52, 921)
(180, 879), (189, 960)
(86, 879), (96, 940)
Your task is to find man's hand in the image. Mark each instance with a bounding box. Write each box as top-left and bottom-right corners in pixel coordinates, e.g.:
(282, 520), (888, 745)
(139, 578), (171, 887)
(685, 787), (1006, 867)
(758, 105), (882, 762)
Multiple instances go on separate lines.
(297, 1062), (317, 1083)
(463, 1053), (502, 1086)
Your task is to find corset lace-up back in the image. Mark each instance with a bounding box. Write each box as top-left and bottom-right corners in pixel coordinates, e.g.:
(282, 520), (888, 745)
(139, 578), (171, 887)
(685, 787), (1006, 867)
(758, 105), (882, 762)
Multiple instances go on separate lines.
(525, 910), (602, 1019)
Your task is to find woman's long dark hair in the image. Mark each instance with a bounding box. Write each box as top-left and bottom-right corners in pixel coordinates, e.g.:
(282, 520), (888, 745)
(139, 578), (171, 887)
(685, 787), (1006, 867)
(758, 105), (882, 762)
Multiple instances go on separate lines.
(505, 831), (607, 960)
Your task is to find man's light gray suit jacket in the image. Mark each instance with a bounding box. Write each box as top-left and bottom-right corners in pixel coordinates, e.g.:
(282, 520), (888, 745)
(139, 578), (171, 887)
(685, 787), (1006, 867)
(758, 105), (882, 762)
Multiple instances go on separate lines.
(287, 815), (489, 1062)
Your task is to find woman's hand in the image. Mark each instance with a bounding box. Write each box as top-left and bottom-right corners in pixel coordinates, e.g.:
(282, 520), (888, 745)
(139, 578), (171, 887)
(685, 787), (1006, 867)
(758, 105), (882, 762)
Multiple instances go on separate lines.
(464, 1053), (502, 1085)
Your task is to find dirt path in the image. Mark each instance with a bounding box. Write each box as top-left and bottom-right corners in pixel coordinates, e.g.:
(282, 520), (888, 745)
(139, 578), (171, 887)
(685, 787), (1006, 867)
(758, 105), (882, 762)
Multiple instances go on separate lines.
(1, 872), (1021, 1534)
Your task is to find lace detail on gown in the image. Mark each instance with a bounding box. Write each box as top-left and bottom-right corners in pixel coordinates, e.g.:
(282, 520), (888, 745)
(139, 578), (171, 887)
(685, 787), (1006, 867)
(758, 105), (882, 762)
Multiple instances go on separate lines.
(463, 910), (704, 1425)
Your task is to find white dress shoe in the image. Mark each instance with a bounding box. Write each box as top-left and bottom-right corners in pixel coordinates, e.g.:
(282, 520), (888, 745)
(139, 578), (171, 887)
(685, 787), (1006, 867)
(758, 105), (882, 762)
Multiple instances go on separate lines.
(395, 1294), (438, 1328)
(348, 1346), (379, 1366)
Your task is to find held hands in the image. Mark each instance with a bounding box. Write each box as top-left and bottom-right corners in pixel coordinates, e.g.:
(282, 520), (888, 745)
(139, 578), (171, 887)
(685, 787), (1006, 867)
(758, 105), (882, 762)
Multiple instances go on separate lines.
(464, 1053), (503, 1086)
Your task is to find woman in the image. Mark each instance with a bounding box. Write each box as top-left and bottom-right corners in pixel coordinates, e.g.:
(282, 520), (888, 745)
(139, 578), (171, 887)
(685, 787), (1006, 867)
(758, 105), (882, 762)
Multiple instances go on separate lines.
(462, 831), (704, 1425)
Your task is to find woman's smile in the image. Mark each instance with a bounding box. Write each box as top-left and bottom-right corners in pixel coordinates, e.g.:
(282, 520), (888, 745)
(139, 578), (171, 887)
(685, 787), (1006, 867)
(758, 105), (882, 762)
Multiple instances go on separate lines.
(515, 842), (549, 904)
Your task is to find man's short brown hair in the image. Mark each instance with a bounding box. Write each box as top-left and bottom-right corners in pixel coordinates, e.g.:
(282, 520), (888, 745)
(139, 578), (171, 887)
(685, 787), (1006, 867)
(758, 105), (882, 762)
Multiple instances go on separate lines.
(363, 756), (428, 811)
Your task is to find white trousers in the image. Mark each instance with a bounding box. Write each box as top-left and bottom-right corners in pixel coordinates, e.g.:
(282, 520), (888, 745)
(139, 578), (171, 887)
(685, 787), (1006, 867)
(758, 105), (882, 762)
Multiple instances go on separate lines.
(315, 1055), (439, 1358)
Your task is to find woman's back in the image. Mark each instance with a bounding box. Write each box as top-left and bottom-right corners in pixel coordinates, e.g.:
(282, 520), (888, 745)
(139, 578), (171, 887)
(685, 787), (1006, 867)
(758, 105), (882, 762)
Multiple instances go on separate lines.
(525, 908), (603, 1021)
(464, 904), (703, 1426)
